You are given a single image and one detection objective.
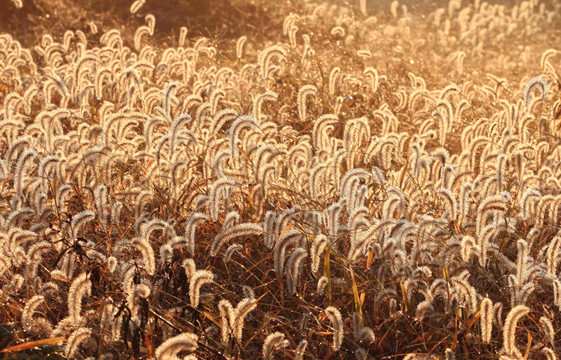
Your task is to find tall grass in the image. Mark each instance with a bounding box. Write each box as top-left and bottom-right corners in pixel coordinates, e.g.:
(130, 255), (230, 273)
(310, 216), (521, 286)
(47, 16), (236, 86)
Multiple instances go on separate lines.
(0, 0), (561, 359)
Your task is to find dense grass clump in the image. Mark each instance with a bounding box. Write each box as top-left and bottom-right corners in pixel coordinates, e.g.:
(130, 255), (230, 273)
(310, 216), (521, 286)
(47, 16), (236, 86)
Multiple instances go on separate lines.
(1, 0), (561, 359)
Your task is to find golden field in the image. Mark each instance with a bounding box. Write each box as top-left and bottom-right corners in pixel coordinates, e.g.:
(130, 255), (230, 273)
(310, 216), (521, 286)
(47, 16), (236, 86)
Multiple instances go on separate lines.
(0, 0), (561, 359)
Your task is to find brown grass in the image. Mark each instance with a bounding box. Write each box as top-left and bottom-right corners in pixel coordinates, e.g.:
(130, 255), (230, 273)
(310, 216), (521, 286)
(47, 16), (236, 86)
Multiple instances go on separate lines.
(1, 0), (561, 359)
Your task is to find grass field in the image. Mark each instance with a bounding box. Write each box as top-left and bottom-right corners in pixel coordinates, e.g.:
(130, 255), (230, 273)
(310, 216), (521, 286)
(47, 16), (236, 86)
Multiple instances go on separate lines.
(1, 0), (561, 359)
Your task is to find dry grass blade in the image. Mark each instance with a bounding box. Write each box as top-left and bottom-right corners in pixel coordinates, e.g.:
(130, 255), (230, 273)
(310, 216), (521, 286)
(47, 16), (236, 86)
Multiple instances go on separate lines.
(0, 337), (66, 353)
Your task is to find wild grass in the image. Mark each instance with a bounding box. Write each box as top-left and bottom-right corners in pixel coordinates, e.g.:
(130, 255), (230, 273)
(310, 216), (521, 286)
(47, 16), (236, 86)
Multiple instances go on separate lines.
(0, 0), (561, 359)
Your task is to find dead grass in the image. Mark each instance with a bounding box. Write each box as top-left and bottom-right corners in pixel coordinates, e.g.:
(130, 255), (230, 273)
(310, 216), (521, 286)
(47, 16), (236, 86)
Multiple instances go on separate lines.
(1, 0), (561, 359)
